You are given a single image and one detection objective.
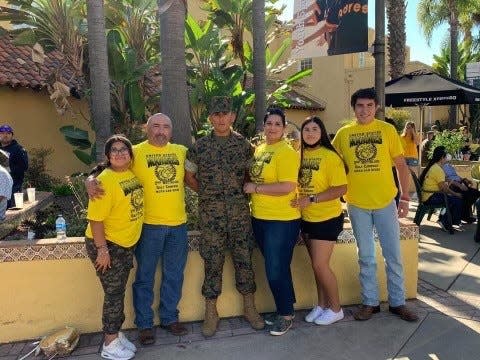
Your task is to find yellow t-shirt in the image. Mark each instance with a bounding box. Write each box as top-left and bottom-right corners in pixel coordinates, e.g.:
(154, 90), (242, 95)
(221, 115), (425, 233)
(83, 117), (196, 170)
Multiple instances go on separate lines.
(332, 119), (403, 209)
(132, 141), (187, 225)
(250, 140), (300, 220)
(299, 147), (347, 222)
(400, 135), (418, 158)
(86, 169), (144, 247)
(421, 163), (445, 201)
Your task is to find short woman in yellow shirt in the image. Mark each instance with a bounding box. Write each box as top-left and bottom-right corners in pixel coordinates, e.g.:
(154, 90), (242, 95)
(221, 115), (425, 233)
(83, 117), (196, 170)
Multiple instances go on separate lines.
(400, 121), (419, 168)
(243, 108), (300, 336)
(419, 145), (462, 231)
(292, 116), (347, 325)
(85, 135), (144, 360)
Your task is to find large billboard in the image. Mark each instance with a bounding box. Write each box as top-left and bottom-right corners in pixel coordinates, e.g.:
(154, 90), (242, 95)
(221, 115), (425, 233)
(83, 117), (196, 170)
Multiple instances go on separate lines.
(291, 0), (368, 59)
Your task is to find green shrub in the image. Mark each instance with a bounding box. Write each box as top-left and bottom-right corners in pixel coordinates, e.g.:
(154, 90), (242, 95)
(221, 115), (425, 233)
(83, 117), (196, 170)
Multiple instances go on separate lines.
(428, 130), (464, 159)
(24, 147), (60, 191)
(52, 184), (74, 196)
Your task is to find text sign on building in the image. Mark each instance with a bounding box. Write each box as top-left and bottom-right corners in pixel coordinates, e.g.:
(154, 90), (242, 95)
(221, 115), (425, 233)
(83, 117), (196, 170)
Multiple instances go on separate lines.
(291, 0), (368, 59)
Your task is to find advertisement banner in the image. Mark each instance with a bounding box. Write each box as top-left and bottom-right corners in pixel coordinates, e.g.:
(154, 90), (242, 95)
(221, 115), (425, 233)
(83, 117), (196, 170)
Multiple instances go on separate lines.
(291, 0), (368, 59)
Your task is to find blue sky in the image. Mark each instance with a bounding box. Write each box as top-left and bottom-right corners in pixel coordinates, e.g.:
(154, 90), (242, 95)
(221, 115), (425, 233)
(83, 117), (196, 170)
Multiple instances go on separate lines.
(276, 0), (448, 65)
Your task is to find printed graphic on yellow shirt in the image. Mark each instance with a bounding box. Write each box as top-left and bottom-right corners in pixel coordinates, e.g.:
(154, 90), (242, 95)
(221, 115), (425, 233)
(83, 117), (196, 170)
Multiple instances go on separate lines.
(349, 131), (382, 172)
(119, 177), (144, 221)
(146, 153), (180, 193)
(250, 152), (273, 181)
(299, 157), (321, 188)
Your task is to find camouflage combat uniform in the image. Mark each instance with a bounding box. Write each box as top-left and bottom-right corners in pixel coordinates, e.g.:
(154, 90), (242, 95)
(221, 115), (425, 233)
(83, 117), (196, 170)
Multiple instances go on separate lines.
(85, 239), (134, 334)
(187, 131), (256, 299)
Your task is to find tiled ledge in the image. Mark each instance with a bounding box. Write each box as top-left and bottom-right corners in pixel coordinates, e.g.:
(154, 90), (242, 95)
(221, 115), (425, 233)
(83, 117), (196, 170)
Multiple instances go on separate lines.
(0, 219), (419, 263)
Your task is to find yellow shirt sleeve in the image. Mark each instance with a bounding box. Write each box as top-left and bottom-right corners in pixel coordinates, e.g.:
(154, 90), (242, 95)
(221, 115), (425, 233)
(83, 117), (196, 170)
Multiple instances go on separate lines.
(85, 169), (144, 247)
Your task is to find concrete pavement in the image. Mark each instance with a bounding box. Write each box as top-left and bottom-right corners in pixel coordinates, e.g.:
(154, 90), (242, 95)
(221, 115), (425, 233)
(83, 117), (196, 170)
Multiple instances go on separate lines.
(2, 207), (480, 360)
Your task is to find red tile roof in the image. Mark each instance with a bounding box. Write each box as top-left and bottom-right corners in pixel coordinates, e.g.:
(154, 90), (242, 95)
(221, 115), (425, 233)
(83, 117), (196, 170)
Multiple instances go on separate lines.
(0, 35), (81, 91)
(0, 34), (324, 110)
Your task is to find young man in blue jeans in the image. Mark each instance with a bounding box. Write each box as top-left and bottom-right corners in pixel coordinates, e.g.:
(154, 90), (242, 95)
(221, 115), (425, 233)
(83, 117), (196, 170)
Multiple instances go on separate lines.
(332, 88), (418, 322)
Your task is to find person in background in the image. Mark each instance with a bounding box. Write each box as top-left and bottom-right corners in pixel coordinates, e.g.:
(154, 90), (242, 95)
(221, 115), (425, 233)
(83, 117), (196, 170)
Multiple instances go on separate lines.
(292, 116), (347, 326)
(85, 135), (144, 360)
(0, 125), (28, 208)
(400, 122), (419, 170)
(385, 118), (400, 205)
(0, 150), (13, 221)
(442, 153), (479, 223)
(244, 107), (301, 336)
(419, 146), (463, 232)
(420, 131), (435, 166)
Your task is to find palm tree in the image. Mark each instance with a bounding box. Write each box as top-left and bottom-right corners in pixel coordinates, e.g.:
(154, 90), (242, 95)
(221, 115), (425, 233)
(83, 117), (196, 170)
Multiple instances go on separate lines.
(158, 0), (192, 146)
(386, 0), (406, 79)
(252, 0), (266, 132)
(86, 0), (111, 161)
(417, 0), (473, 126)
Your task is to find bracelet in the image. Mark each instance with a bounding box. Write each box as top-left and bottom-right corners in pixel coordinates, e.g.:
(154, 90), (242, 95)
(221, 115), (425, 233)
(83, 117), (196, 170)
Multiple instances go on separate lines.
(98, 248), (109, 254)
(399, 199), (409, 204)
(96, 244), (107, 249)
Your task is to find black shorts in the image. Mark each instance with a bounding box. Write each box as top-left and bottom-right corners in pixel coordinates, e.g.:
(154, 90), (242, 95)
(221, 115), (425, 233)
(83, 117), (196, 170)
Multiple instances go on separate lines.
(301, 212), (344, 241)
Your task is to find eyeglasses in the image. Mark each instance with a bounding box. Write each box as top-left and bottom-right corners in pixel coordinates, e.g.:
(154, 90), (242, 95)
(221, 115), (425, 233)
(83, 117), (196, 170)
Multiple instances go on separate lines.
(110, 147), (129, 155)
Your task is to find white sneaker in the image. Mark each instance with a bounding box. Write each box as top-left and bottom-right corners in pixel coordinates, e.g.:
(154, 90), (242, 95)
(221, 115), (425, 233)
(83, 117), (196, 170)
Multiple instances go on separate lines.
(304, 306), (324, 323)
(314, 308), (344, 325)
(118, 332), (137, 353)
(101, 338), (135, 360)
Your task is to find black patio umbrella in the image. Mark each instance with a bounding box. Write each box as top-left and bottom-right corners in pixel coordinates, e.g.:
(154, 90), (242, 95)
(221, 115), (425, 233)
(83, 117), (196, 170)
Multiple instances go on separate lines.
(385, 70), (480, 164)
(385, 70), (480, 107)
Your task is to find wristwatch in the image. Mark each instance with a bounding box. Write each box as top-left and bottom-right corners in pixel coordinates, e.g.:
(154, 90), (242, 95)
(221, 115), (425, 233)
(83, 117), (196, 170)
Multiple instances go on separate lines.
(309, 195), (316, 203)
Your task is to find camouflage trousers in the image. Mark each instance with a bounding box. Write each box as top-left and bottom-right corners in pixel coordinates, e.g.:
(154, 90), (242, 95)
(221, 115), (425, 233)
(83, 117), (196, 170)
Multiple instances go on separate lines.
(85, 239), (133, 334)
(199, 201), (256, 299)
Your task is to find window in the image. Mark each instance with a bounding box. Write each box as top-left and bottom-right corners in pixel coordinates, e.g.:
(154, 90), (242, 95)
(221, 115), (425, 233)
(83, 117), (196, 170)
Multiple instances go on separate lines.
(358, 52), (366, 68)
(300, 58), (312, 71)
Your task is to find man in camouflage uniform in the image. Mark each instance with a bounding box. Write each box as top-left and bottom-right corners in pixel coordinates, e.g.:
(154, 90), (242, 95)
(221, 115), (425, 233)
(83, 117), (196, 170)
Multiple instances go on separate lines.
(185, 96), (264, 337)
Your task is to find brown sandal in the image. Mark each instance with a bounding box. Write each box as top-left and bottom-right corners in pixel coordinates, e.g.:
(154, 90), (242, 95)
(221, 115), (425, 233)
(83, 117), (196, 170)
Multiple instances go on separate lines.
(138, 328), (155, 345)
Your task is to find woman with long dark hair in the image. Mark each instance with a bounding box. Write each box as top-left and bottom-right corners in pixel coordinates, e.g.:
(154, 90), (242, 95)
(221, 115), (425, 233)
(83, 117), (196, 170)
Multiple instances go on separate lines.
(419, 146), (462, 231)
(85, 134), (144, 360)
(243, 107), (300, 336)
(292, 116), (347, 325)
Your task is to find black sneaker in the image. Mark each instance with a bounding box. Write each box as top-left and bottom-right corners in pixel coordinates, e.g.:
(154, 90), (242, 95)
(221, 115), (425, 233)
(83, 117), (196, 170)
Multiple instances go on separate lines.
(264, 313), (295, 326)
(269, 316), (293, 336)
(263, 313), (277, 326)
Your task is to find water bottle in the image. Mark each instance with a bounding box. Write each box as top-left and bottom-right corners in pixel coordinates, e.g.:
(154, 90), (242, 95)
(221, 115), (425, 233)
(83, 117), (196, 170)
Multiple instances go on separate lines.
(55, 215), (67, 240)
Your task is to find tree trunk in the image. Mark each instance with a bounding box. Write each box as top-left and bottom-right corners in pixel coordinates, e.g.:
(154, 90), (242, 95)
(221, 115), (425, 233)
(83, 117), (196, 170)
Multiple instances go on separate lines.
(374, 0), (386, 120)
(386, 0), (406, 80)
(86, 0), (111, 161)
(448, 1), (459, 128)
(159, 0), (192, 146)
(252, 0), (266, 133)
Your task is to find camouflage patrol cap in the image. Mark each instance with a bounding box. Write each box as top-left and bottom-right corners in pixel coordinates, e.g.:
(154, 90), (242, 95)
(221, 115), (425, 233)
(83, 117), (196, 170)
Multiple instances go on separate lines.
(209, 96), (232, 114)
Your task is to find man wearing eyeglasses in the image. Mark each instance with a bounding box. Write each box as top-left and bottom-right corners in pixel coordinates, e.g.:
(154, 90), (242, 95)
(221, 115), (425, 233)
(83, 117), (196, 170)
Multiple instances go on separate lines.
(86, 113), (192, 345)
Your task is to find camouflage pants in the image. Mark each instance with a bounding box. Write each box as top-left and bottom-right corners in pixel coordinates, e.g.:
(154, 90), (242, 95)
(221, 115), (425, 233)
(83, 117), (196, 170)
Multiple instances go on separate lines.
(85, 239), (133, 334)
(199, 201), (256, 299)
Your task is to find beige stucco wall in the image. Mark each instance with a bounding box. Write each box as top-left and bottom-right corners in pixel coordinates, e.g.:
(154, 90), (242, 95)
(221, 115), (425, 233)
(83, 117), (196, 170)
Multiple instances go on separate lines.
(0, 230), (418, 342)
(0, 87), (93, 178)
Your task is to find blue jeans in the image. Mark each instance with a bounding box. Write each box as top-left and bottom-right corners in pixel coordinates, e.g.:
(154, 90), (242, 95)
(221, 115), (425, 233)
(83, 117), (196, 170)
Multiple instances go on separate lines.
(347, 201), (405, 307)
(251, 217), (300, 316)
(133, 223), (188, 328)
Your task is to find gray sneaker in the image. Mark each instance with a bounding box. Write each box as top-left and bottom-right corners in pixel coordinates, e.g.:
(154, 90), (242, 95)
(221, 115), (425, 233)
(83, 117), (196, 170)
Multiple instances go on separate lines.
(269, 316), (293, 336)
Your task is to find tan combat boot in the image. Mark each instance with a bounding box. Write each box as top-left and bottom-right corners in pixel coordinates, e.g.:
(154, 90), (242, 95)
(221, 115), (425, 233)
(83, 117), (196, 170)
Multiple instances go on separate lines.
(202, 298), (219, 337)
(243, 293), (265, 330)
